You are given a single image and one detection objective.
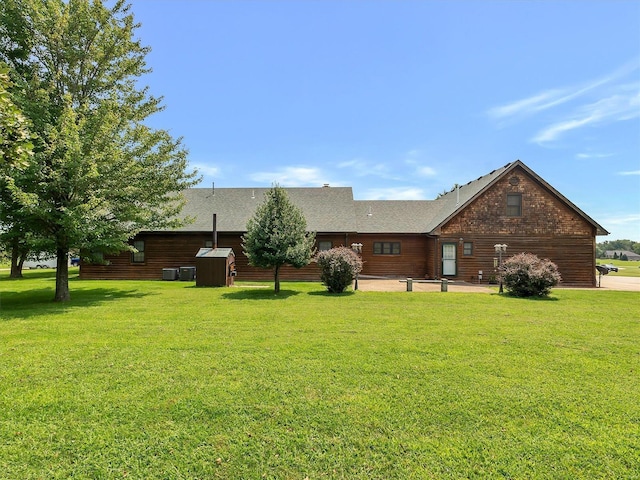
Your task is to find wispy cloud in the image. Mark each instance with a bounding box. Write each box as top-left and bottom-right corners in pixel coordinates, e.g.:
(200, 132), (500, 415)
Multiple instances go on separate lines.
(249, 166), (334, 187)
(532, 88), (640, 143)
(599, 213), (640, 241)
(604, 213), (640, 224)
(338, 156), (403, 181)
(618, 170), (640, 176)
(487, 59), (640, 144)
(362, 187), (426, 200)
(575, 152), (614, 159)
(402, 149), (437, 177)
(415, 166), (437, 177)
(192, 163), (220, 177)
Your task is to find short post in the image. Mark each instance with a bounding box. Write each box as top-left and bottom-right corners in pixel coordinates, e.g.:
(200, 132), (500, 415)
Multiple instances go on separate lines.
(494, 243), (508, 293)
(441, 278), (448, 292)
(351, 242), (363, 291)
(406, 278), (413, 292)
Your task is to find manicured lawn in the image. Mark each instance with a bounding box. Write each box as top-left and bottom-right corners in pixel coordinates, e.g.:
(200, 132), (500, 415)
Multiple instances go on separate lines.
(1, 270), (639, 479)
(597, 259), (640, 278)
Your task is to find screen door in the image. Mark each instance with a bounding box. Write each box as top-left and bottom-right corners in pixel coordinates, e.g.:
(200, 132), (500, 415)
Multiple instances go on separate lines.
(442, 243), (457, 276)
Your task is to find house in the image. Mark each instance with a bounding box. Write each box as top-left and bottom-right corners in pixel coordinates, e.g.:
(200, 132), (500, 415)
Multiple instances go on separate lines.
(604, 250), (640, 261)
(80, 160), (609, 287)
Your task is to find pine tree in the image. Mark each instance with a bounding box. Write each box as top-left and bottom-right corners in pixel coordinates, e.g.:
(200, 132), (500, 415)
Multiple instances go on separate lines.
(242, 185), (316, 293)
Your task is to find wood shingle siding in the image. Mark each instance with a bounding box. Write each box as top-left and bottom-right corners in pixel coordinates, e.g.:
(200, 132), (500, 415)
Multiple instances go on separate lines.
(79, 161), (608, 287)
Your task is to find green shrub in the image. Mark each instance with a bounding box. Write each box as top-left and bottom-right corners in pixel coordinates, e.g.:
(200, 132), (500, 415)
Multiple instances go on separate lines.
(316, 247), (363, 293)
(502, 252), (561, 297)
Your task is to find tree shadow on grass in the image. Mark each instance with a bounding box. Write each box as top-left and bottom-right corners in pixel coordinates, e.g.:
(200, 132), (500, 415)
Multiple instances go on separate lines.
(221, 288), (300, 300)
(0, 287), (150, 321)
(307, 290), (355, 297)
(493, 292), (560, 302)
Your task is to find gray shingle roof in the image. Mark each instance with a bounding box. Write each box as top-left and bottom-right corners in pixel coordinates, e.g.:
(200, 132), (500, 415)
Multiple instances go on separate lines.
(173, 187), (357, 233)
(163, 160), (608, 236)
(354, 200), (446, 233)
(425, 163), (512, 232)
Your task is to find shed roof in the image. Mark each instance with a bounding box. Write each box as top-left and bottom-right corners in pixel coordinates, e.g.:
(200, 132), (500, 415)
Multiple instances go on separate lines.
(196, 247), (235, 258)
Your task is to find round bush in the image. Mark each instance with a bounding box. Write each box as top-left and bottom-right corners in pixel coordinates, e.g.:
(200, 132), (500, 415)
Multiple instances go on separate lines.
(502, 252), (562, 297)
(316, 247), (363, 293)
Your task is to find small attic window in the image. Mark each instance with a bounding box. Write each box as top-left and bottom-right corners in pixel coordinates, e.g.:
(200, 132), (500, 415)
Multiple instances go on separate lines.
(506, 193), (522, 217)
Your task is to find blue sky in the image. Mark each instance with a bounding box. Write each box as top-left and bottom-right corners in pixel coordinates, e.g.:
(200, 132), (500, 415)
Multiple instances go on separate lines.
(131, 0), (640, 241)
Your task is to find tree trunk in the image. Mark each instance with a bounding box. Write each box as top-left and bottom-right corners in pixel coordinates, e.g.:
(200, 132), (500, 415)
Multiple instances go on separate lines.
(54, 248), (70, 302)
(274, 264), (280, 293)
(9, 246), (25, 278)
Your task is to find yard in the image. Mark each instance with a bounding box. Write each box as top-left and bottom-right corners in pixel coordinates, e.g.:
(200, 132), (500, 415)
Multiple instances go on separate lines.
(597, 259), (640, 278)
(1, 269), (639, 479)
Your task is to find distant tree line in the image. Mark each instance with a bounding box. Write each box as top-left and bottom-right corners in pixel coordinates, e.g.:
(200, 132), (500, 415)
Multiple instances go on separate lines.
(596, 240), (640, 259)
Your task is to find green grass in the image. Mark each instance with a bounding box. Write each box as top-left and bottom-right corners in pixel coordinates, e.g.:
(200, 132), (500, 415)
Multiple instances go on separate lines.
(597, 259), (640, 278)
(1, 270), (639, 479)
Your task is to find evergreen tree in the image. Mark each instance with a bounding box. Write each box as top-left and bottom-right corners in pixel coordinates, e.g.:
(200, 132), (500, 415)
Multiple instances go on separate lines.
(242, 185), (316, 293)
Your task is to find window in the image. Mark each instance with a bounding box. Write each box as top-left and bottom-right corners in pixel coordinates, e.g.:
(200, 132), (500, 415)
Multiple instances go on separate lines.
(205, 240), (213, 248)
(318, 241), (332, 251)
(373, 242), (401, 255)
(131, 239), (145, 263)
(506, 194), (522, 217)
(463, 242), (473, 256)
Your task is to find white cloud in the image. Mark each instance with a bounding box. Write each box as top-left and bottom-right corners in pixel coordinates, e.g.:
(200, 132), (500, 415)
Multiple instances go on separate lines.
(599, 213), (640, 241)
(618, 170), (640, 176)
(532, 90), (640, 144)
(192, 163), (220, 177)
(575, 152), (614, 159)
(337, 156), (403, 181)
(488, 90), (564, 120)
(415, 165), (437, 177)
(487, 60), (640, 144)
(362, 187), (426, 200)
(249, 166), (332, 187)
(402, 149), (437, 178)
(337, 158), (364, 169)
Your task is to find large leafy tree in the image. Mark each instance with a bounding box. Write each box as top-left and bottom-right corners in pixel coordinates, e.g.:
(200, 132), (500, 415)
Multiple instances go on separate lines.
(242, 185), (316, 293)
(0, 63), (35, 277)
(0, 64), (32, 170)
(0, 0), (199, 301)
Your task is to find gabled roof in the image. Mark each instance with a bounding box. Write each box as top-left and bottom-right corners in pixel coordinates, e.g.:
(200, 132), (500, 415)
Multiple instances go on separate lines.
(428, 160), (609, 236)
(165, 160), (608, 237)
(173, 186), (357, 233)
(353, 163), (512, 234)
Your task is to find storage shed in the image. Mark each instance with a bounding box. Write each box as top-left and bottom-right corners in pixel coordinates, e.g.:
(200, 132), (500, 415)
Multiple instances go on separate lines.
(195, 247), (236, 287)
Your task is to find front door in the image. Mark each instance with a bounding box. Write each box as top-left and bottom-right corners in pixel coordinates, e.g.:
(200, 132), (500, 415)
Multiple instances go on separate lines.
(442, 243), (456, 276)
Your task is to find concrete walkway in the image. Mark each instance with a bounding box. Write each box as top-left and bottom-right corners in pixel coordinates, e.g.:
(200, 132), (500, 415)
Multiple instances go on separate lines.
(355, 275), (640, 292)
(593, 275), (640, 292)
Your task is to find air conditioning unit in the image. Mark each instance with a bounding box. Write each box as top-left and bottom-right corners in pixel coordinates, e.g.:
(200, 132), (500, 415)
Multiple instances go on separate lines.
(162, 268), (179, 281)
(179, 266), (196, 281)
